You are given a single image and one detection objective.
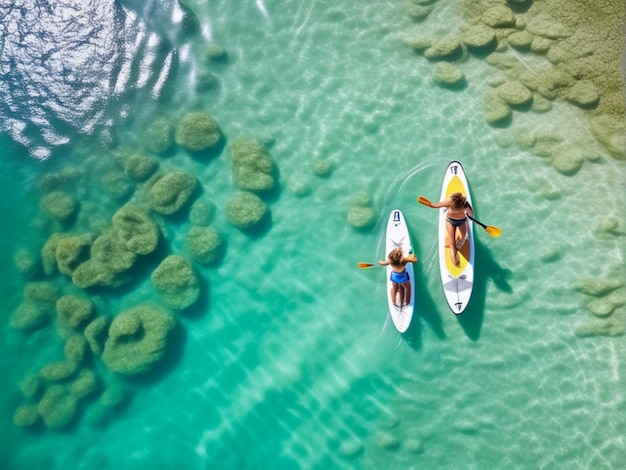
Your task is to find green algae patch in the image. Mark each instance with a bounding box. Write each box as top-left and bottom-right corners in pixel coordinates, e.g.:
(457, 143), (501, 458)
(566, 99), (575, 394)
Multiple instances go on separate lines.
(142, 171), (197, 215)
(229, 137), (276, 193)
(151, 255), (200, 309)
(175, 111), (222, 152)
(102, 304), (176, 375)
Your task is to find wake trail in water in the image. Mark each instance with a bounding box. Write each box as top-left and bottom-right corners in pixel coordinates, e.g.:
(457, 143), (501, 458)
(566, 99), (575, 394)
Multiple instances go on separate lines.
(373, 157), (444, 258)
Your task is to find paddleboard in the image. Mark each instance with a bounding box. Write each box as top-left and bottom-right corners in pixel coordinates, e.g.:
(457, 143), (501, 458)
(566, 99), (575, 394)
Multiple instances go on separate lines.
(438, 161), (474, 315)
(384, 209), (415, 332)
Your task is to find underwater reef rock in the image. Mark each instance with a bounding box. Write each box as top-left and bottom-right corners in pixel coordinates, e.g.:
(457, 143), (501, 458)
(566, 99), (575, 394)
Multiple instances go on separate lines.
(496, 81), (533, 107)
(462, 24), (497, 51)
(286, 173), (312, 197)
(90, 229), (138, 271)
(37, 384), (79, 430)
(229, 137), (276, 192)
(407, 4), (433, 22)
(402, 36), (433, 52)
(40, 360), (79, 382)
(38, 336), (91, 382)
(13, 249), (41, 279)
(13, 405), (40, 428)
(53, 234), (92, 276)
(10, 282), (59, 331)
(483, 92), (511, 125)
(72, 229), (138, 289)
(143, 171), (197, 215)
(507, 30), (534, 51)
(123, 153), (160, 181)
(72, 259), (130, 289)
(575, 278), (623, 297)
(205, 43), (227, 61)
(338, 439), (363, 458)
(589, 116), (625, 160)
(71, 227), (140, 289)
(102, 304), (176, 375)
(189, 199), (216, 226)
(101, 171), (134, 201)
(574, 314), (624, 338)
(226, 192), (268, 230)
(151, 255), (200, 309)
(56, 295), (96, 331)
(68, 369), (99, 399)
(143, 117), (173, 154)
(423, 37), (464, 60)
(40, 190), (77, 222)
(525, 12), (571, 40)
(64, 334), (90, 365)
(480, 5), (516, 28)
(374, 432), (400, 450)
(84, 384), (128, 425)
(175, 111), (222, 152)
(347, 193), (376, 230)
(561, 80), (599, 108)
(84, 316), (110, 355)
(112, 205), (160, 255)
(432, 62), (465, 86)
(595, 215), (624, 237)
(185, 226), (223, 264)
(460, 0), (625, 159)
(311, 159), (333, 177)
(550, 145), (584, 175)
(19, 373), (43, 400)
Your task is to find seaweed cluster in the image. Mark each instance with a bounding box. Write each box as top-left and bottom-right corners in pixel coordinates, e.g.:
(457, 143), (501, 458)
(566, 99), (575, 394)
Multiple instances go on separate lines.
(10, 107), (284, 431)
(402, 0), (625, 173)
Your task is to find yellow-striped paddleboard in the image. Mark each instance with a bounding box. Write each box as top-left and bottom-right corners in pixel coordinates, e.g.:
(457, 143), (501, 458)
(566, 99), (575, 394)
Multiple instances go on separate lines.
(438, 161), (474, 314)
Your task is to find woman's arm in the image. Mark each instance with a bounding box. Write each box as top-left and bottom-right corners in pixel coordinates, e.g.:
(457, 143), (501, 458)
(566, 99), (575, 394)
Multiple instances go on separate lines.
(378, 259), (390, 266)
(429, 198), (451, 209)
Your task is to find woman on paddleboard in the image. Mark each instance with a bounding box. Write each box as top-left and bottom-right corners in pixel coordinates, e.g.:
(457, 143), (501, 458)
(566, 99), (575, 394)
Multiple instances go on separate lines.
(427, 192), (473, 267)
(378, 247), (417, 309)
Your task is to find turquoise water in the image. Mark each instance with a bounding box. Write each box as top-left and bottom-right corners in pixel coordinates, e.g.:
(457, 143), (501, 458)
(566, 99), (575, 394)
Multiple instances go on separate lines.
(1, 0), (625, 468)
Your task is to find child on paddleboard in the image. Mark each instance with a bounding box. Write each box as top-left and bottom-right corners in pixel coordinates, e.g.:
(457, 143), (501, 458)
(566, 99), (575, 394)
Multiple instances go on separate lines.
(426, 192), (473, 267)
(378, 247), (417, 309)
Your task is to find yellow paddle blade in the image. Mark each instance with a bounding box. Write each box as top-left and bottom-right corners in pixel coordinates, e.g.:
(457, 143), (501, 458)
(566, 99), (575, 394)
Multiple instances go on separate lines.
(485, 226), (502, 238)
(358, 262), (375, 268)
(417, 196), (433, 207)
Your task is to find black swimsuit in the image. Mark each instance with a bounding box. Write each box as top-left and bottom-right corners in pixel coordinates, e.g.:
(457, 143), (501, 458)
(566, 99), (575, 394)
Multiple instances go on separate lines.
(446, 216), (467, 227)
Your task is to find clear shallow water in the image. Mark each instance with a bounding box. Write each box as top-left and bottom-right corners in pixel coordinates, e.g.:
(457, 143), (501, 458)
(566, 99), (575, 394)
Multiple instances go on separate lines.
(1, 0), (625, 469)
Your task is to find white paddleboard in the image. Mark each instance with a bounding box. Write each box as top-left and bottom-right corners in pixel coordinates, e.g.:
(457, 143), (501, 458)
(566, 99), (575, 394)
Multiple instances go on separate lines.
(438, 161), (475, 315)
(384, 209), (415, 332)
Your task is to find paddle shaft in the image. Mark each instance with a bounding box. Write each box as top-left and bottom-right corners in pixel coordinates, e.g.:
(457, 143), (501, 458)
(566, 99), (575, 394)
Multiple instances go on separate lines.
(466, 213), (485, 229)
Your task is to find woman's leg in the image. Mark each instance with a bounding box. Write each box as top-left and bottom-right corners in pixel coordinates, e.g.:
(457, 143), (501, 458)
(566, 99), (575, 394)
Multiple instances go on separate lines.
(402, 280), (411, 306)
(456, 220), (469, 249)
(446, 221), (460, 266)
(391, 282), (400, 307)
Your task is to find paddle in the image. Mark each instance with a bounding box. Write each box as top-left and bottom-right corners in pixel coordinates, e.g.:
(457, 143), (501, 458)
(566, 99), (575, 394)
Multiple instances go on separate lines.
(465, 213), (502, 237)
(417, 196), (502, 238)
(357, 262), (377, 269)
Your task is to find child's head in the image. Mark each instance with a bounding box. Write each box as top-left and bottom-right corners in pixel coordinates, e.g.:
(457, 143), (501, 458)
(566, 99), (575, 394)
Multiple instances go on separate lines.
(388, 247), (404, 265)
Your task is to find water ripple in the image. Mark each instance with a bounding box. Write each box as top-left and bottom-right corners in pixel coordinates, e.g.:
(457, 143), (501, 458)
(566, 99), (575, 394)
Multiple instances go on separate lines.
(0, 0), (184, 159)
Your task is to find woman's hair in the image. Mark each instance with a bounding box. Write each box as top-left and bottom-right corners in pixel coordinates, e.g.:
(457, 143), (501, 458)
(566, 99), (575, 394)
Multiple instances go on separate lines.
(451, 192), (467, 209)
(388, 247), (405, 266)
